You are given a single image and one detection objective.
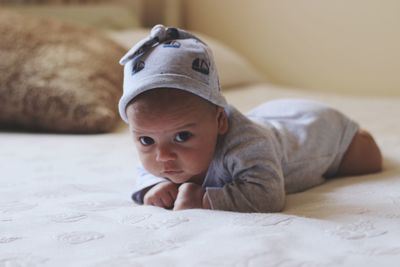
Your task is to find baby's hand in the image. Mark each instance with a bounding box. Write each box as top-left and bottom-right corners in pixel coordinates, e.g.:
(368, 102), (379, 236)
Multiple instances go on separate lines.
(143, 181), (179, 209)
(173, 183), (209, 210)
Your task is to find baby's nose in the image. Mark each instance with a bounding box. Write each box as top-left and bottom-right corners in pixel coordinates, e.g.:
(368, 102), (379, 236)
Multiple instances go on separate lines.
(156, 145), (177, 162)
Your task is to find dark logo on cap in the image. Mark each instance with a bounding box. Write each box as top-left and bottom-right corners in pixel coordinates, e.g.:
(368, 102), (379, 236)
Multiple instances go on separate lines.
(163, 40), (181, 48)
(132, 60), (145, 75)
(192, 58), (209, 75)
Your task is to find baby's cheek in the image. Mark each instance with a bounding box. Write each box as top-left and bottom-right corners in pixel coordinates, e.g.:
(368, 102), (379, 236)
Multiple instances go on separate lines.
(185, 152), (210, 172)
(139, 153), (157, 170)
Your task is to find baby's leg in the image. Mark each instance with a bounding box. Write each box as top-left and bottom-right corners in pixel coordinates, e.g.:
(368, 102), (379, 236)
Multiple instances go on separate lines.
(336, 129), (382, 176)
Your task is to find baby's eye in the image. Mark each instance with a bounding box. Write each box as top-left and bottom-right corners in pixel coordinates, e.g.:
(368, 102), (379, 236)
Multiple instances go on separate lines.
(174, 131), (193, 143)
(139, 136), (155, 146)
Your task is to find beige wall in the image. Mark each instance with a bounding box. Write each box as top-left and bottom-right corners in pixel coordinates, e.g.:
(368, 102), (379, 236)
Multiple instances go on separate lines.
(137, 0), (182, 28)
(183, 0), (400, 96)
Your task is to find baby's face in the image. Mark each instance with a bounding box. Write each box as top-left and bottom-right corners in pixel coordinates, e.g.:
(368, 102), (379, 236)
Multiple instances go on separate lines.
(127, 89), (228, 185)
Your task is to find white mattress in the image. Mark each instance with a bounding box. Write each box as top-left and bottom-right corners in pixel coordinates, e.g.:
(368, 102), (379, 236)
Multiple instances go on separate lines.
(2, 83), (400, 266)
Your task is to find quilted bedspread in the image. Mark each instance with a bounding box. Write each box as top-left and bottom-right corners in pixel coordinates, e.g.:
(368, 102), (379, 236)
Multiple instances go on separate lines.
(1, 83), (400, 266)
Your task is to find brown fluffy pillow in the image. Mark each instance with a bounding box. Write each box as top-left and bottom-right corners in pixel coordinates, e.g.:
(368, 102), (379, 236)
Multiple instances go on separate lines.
(0, 9), (125, 133)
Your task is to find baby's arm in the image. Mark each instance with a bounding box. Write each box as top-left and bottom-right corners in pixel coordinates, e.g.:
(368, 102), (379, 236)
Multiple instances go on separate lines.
(133, 164), (208, 209)
(173, 183), (211, 210)
(171, 167), (285, 212)
(143, 182), (210, 210)
(206, 172), (285, 212)
(206, 137), (286, 212)
(143, 181), (179, 209)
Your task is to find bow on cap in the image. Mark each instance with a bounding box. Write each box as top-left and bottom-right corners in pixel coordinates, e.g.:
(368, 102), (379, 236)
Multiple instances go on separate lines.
(119, 24), (205, 66)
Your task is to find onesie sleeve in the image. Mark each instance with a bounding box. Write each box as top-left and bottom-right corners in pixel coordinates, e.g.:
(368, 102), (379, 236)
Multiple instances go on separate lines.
(131, 164), (168, 204)
(206, 134), (286, 213)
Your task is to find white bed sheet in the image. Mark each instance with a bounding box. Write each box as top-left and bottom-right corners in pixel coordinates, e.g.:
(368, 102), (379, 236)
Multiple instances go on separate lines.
(1, 83), (400, 267)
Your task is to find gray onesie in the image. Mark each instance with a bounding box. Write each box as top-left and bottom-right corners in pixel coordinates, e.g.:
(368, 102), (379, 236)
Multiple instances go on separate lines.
(131, 99), (359, 212)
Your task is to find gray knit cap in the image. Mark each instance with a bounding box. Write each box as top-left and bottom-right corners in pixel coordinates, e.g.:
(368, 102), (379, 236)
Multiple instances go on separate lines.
(118, 24), (227, 123)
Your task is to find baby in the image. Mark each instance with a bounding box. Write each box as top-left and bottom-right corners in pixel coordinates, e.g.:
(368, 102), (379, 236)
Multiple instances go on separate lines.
(118, 25), (382, 213)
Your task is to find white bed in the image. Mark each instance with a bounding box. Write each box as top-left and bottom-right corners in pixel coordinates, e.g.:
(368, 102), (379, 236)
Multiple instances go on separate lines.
(2, 29), (400, 266)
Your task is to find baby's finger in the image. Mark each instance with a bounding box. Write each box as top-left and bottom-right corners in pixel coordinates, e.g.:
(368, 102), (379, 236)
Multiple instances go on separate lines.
(168, 188), (179, 201)
(172, 196), (189, 211)
(173, 200), (183, 211)
(150, 197), (165, 208)
(143, 195), (164, 208)
(144, 195), (157, 206)
(160, 193), (174, 209)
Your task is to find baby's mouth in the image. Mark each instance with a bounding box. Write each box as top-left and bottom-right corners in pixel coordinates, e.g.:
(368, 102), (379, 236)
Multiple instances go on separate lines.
(162, 169), (184, 176)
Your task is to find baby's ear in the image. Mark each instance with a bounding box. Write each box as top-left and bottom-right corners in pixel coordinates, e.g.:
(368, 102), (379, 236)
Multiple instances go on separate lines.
(216, 107), (229, 135)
